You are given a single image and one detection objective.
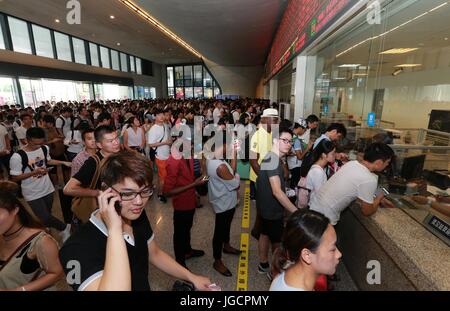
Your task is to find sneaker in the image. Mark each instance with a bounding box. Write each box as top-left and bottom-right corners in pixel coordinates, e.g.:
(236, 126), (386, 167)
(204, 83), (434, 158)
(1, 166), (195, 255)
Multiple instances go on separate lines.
(60, 224), (71, 243)
(185, 249), (205, 259)
(257, 263), (270, 274)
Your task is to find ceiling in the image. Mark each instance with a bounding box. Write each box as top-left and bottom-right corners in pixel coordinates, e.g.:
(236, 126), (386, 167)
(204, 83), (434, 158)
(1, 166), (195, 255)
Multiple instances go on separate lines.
(134, 0), (288, 66)
(0, 0), (287, 67)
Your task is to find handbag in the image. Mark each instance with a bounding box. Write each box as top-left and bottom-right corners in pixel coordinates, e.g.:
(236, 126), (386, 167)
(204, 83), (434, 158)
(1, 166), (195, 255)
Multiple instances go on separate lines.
(71, 155), (105, 223)
(296, 176), (311, 209)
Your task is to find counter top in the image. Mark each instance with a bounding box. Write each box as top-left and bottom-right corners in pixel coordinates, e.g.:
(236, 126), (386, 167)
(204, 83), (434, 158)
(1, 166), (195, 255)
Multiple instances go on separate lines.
(349, 202), (450, 290)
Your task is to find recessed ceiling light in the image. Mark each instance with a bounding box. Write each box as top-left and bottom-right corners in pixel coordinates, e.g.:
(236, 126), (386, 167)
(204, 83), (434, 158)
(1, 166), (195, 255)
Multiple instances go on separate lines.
(338, 64), (361, 68)
(394, 64), (422, 68)
(445, 37), (449, 41)
(117, 42), (121, 46)
(55, 19), (60, 23)
(110, 15), (115, 19)
(379, 48), (419, 55)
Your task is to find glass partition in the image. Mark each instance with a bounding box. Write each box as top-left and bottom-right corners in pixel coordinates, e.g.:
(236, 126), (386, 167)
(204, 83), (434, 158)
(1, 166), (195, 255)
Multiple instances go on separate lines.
(72, 37), (86, 64)
(89, 43), (99, 67)
(100, 46), (110, 68)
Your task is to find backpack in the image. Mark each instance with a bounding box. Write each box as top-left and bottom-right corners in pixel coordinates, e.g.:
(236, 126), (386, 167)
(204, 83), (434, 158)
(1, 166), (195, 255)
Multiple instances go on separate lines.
(15, 146), (49, 198)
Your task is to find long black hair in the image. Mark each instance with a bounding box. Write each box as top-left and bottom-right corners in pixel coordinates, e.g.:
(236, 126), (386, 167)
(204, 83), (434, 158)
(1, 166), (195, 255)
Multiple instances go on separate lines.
(272, 209), (330, 275)
(300, 140), (336, 178)
(0, 182), (43, 229)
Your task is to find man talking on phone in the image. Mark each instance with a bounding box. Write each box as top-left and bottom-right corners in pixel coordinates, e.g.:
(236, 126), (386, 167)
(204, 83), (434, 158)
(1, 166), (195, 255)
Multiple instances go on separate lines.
(60, 151), (213, 291)
(9, 127), (72, 242)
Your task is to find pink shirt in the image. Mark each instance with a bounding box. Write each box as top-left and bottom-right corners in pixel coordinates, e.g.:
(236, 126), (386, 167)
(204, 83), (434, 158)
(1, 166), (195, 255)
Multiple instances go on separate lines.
(71, 150), (92, 177)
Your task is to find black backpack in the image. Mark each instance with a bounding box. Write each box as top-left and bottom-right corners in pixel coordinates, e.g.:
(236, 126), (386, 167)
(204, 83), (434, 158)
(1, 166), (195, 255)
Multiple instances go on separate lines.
(15, 146), (49, 198)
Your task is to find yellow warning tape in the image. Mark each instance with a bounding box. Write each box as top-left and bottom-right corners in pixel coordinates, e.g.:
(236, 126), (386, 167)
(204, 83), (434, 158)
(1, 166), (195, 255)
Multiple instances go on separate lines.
(242, 187), (250, 229)
(236, 182), (251, 291)
(236, 233), (249, 291)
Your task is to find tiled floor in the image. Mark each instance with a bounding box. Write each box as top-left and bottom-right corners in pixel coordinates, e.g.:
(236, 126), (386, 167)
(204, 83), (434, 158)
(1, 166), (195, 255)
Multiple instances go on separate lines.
(47, 179), (357, 291)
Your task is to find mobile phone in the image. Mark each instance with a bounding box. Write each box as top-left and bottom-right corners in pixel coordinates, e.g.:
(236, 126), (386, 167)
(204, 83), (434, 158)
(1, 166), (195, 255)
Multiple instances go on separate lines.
(101, 182), (122, 215)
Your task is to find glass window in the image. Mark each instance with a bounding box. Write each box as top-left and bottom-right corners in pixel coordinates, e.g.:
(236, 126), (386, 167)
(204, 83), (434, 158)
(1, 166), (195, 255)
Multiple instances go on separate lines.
(32, 25), (53, 58)
(167, 67), (174, 87)
(8, 17), (32, 54)
(194, 65), (203, 87)
(0, 77), (19, 105)
(0, 21), (5, 49)
(214, 86), (221, 97)
(194, 87), (203, 98)
(176, 87), (184, 99)
(130, 56), (135, 72)
(72, 37), (86, 64)
(175, 66), (183, 87)
(120, 53), (128, 72)
(54, 32), (72, 61)
(168, 87), (174, 98)
(204, 87), (213, 98)
(111, 50), (120, 70)
(100, 46), (110, 68)
(89, 43), (99, 67)
(203, 68), (212, 87)
(184, 66), (193, 87)
(185, 87), (193, 99)
(136, 58), (142, 74)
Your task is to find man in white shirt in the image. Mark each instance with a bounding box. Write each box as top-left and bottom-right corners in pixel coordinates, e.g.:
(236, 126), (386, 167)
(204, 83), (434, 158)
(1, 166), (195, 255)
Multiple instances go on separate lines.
(298, 114), (320, 145)
(309, 143), (395, 225)
(148, 109), (172, 203)
(213, 102), (223, 125)
(56, 107), (73, 138)
(15, 113), (34, 149)
(313, 123), (347, 149)
(10, 127), (72, 241)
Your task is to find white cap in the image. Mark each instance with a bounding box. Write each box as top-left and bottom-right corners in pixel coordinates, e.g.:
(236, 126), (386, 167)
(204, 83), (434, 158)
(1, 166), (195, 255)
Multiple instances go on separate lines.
(262, 108), (278, 118)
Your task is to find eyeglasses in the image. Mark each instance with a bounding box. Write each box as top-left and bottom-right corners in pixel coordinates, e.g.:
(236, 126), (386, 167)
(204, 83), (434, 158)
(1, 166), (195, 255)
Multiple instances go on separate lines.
(279, 138), (293, 145)
(110, 185), (154, 201)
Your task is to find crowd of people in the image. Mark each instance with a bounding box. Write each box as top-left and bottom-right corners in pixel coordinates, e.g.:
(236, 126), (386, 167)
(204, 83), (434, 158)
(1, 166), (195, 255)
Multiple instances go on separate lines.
(0, 97), (397, 291)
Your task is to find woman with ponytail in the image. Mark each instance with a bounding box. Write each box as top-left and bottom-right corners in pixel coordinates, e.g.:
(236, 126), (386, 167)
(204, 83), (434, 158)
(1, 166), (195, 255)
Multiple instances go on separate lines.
(270, 209), (341, 291)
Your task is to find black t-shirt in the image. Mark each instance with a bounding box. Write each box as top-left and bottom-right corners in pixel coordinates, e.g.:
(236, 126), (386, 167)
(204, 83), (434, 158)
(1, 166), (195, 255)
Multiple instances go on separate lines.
(256, 151), (286, 220)
(73, 151), (104, 189)
(59, 211), (153, 291)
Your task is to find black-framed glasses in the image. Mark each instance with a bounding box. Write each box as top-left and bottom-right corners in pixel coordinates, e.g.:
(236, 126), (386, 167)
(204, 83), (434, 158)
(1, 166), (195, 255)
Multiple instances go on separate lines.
(279, 138), (293, 145)
(110, 185), (154, 201)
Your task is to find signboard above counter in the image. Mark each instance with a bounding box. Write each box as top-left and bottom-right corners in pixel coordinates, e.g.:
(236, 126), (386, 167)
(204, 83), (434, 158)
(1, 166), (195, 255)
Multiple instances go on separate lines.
(264, 0), (359, 83)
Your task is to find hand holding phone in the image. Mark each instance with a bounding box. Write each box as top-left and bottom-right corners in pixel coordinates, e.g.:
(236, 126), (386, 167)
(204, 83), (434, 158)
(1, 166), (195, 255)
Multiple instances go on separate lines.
(100, 183), (122, 216)
(98, 185), (123, 232)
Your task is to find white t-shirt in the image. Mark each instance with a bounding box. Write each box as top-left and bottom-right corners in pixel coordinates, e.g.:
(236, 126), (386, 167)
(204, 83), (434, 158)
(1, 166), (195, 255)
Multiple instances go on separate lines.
(306, 164), (328, 203)
(232, 111), (240, 123)
(15, 126), (28, 148)
(55, 116), (73, 138)
(213, 108), (222, 125)
(313, 133), (331, 149)
(64, 130), (84, 154)
(0, 124), (8, 151)
(270, 271), (305, 291)
(9, 146), (55, 201)
(309, 160), (378, 225)
(298, 128), (311, 145)
(147, 124), (170, 160)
